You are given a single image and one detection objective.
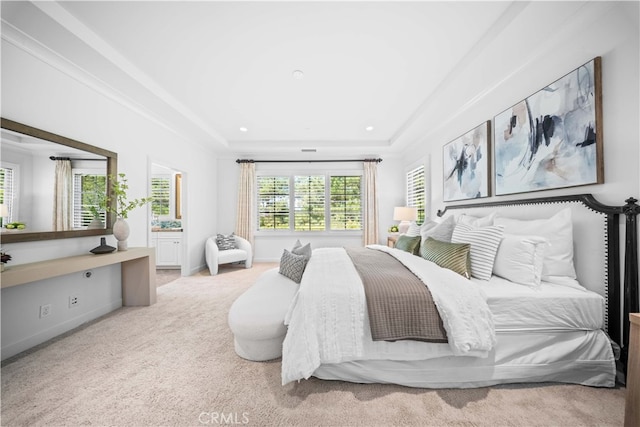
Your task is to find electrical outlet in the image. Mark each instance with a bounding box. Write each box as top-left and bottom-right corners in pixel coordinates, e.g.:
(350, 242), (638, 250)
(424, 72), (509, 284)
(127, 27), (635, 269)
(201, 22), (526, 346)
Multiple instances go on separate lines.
(69, 296), (79, 308)
(39, 304), (51, 318)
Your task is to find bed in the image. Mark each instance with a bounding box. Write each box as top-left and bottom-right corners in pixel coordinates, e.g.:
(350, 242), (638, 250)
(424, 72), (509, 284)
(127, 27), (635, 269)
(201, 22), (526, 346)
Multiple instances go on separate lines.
(281, 194), (640, 388)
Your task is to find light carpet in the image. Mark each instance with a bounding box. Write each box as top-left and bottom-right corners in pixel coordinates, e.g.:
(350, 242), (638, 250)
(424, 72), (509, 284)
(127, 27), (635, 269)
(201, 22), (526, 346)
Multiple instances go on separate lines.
(1, 263), (625, 426)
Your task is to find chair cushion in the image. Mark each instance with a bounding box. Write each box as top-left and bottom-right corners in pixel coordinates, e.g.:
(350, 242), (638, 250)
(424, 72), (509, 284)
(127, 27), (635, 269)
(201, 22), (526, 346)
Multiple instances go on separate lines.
(218, 249), (248, 264)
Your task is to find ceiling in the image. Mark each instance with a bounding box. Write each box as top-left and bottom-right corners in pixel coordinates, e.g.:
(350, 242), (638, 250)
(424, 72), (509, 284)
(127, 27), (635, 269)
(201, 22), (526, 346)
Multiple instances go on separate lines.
(1, 1), (613, 158)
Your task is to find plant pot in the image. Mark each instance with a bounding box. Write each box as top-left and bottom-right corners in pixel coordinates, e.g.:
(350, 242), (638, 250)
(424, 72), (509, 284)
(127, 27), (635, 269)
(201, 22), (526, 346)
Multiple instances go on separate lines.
(113, 218), (130, 251)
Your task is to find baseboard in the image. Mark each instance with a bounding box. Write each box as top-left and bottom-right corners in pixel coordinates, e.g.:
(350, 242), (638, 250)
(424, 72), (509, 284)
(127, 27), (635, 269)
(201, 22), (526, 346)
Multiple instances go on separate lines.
(1, 299), (123, 361)
(190, 263), (207, 275)
(254, 258), (280, 263)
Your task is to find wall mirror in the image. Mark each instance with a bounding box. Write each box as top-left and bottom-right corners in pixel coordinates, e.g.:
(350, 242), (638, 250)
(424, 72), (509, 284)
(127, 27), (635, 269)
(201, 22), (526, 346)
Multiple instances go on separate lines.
(1, 118), (117, 243)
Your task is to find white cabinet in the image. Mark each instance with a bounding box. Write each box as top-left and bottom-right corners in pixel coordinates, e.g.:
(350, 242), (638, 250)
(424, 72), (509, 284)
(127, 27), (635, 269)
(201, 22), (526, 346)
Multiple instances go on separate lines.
(152, 232), (182, 268)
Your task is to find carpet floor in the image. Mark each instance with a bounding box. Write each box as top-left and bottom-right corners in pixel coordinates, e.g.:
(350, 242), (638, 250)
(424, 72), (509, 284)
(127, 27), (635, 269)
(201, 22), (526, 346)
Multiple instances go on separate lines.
(155, 269), (182, 287)
(1, 263), (626, 426)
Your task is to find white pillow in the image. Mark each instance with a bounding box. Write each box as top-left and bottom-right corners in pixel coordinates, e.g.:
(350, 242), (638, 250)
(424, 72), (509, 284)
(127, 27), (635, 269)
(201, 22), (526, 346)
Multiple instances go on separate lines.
(457, 212), (495, 227)
(493, 234), (547, 288)
(405, 222), (422, 237)
(494, 208), (577, 281)
(420, 216), (456, 244)
(451, 223), (504, 281)
(292, 239), (311, 260)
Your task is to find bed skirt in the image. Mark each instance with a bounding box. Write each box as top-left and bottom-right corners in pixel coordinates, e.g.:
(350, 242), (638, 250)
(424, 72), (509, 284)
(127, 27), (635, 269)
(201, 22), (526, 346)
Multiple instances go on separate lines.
(312, 329), (616, 389)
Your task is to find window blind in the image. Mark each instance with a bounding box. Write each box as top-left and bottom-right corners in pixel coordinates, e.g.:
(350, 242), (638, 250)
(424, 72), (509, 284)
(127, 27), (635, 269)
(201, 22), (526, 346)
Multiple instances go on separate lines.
(407, 165), (426, 225)
(0, 167), (15, 222)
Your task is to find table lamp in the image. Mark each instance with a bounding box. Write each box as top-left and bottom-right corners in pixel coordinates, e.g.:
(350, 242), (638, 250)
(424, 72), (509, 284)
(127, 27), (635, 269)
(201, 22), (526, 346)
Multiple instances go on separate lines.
(0, 204), (8, 228)
(393, 206), (417, 234)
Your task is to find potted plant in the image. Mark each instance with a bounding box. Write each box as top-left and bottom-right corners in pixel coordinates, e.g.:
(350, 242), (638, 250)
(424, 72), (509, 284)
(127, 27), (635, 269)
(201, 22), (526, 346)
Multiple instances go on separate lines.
(105, 173), (152, 251)
(1, 250), (11, 272)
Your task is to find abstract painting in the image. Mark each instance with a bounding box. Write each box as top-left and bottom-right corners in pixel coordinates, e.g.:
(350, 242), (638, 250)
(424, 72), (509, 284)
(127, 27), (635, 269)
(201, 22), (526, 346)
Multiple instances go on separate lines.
(494, 57), (603, 195)
(443, 121), (491, 202)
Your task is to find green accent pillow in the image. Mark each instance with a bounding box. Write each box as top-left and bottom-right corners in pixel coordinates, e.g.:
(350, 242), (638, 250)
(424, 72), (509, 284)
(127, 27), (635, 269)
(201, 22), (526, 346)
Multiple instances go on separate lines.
(395, 235), (421, 255)
(420, 237), (471, 279)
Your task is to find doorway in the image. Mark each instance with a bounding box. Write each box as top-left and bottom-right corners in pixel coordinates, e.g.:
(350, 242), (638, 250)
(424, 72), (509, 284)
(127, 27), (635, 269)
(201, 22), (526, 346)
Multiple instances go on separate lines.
(148, 162), (186, 277)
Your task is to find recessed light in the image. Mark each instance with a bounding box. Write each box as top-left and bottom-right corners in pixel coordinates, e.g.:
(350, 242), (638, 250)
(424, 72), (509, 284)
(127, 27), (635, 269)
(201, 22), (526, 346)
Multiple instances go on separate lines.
(239, 127), (248, 132)
(292, 70), (304, 80)
(365, 126), (374, 132)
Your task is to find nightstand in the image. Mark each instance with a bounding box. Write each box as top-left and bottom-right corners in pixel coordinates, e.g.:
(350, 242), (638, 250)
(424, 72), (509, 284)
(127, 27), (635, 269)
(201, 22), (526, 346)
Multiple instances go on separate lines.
(625, 313), (639, 427)
(387, 234), (399, 248)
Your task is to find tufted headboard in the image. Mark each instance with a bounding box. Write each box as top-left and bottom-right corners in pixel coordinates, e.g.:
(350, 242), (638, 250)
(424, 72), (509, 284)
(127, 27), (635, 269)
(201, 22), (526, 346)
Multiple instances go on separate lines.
(437, 194), (639, 371)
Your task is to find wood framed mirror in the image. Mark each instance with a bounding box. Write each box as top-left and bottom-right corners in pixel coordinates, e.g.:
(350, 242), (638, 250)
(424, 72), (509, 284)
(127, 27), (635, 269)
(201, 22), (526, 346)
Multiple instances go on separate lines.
(1, 118), (118, 243)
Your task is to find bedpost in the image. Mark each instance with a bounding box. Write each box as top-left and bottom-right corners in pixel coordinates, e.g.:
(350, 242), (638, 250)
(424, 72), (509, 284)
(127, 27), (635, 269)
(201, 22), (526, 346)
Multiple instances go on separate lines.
(607, 212), (621, 347)
(622, 197), (640, 370)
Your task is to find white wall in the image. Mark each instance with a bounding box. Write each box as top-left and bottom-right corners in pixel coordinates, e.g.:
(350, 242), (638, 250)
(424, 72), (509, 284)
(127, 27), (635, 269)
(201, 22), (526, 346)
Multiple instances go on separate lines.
(1, 265), (121, 360)
(402, 2), (640, 214)
(1, 40), (218, 358)
(217, 156), (404, 261)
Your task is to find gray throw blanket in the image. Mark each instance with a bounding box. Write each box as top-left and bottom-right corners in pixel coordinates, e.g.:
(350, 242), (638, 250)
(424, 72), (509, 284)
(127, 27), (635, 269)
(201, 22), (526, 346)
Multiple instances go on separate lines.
(345, 247), (448, 343)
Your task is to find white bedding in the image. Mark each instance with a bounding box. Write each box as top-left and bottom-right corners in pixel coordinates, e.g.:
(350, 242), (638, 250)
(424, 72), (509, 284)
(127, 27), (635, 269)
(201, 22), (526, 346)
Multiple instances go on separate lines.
(472, 275), (606, 331)
(281, 246), (495, 385)
(313, 329), (615, 388)
(281, 245), (615, 388)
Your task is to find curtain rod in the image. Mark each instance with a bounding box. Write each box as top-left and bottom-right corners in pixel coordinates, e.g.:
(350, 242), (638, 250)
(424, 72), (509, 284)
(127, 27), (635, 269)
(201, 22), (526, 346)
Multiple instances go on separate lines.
(236, 158), (382, 164)
(49, 156), (106, 161)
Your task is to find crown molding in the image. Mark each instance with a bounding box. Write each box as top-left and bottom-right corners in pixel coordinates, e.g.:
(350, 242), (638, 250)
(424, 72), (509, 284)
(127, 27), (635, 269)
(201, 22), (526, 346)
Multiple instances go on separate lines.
(31, 1), (227, 150)
(1, 21), (186, 137)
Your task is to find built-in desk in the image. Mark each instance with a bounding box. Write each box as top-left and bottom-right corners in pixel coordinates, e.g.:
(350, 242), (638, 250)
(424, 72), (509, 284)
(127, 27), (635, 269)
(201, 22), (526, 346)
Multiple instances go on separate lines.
(0, 247), (156, 306)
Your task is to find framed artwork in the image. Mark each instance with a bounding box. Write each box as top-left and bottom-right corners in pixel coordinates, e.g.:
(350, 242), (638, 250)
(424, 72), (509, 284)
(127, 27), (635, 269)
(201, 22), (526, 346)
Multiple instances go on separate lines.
(494, 57), (603, 196)
(443, 121), (491, 202)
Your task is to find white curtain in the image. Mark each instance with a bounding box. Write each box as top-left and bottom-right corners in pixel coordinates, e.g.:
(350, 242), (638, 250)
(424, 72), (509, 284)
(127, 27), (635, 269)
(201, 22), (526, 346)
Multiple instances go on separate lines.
(235, 161), (256, 247)
(53, 159), (73, 231)
(363, 160), (379, 246)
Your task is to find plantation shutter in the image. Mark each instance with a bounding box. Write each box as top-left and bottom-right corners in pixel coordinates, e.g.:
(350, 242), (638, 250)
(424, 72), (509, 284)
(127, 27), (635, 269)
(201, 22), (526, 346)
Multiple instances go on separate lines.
(0, 167), (15, 222)
(151, 176), (171, 217)
(406, 165), (426, 225)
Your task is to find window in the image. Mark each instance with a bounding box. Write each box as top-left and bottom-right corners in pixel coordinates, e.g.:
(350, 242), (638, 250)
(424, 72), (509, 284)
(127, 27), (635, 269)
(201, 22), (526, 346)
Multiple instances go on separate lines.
(258, 176), (290, 230)
(330, 176), (362, 230)
(257, 173), (362, 232)
(0, 166), (15, 222)
(73, 173), (107, 228)
(407, 165), (426, 225)
(151, 176), (171, 217)
(294, 175), (325, 231)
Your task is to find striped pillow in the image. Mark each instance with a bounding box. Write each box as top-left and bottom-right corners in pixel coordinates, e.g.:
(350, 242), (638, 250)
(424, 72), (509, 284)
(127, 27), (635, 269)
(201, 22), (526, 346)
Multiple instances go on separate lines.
(451, 223), (504, 280)
(420, 237), (471, 279)
(405, 222), (422, 237)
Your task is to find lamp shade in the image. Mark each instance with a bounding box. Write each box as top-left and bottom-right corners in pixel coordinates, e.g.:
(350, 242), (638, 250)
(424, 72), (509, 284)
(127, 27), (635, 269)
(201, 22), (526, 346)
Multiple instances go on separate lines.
(0, 204), (8, 217)
(393, 207), (417, 221)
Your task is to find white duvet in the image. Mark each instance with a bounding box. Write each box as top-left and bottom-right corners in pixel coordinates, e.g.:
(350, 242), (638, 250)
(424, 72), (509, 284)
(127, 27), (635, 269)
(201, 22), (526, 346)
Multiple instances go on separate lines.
(281, 245), (496, 385)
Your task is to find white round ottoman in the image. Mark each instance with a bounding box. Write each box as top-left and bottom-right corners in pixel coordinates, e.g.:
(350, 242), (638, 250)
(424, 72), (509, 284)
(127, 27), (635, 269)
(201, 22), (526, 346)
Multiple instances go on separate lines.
(228, 268), (299, 361)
